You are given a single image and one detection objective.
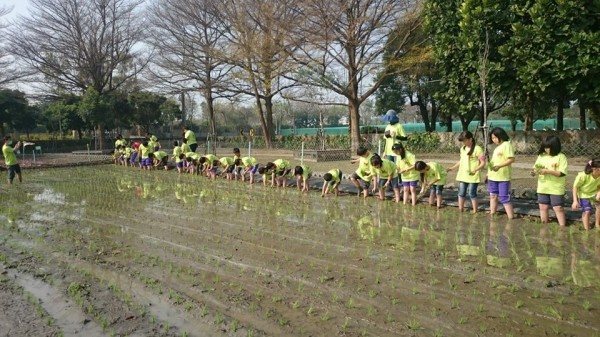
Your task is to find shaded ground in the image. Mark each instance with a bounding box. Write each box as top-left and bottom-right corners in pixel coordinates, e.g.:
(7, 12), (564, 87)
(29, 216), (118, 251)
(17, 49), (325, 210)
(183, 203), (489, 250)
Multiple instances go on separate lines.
(0, 166), (599, 336)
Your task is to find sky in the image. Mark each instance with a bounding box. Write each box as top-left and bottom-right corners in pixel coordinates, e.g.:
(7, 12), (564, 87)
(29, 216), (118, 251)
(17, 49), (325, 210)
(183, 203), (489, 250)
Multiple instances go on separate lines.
(3, 0), (30, 19)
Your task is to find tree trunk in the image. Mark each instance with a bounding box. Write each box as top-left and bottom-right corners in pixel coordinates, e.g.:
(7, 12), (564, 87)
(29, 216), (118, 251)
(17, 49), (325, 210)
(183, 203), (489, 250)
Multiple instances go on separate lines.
(579, 104), (587, 130)
(430, 100), (439, 132)
(348, 98), (361, 153)
(445, 114), (453, 132)
(556, 97), (564, 131)
(264, 96), (274, 144)
(589, 104), (600, 129)
(204, 88), (217, 154)
(97, 123), (106, 150)
(413, 99), (432, 132)
(524, 94), (534, 131)
(254, 96), (272, 149)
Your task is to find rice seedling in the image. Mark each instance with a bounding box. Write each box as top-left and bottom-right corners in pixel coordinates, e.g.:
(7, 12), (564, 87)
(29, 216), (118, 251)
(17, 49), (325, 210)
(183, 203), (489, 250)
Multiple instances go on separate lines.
(524, 318), (534, 327)
(479, 324), (488, 333)
(583, 300), (592, 311)
(544, 306), (562, 319)
(557, 296), (565, 305)
(321, 311), (330, 321)
(515, 300), (524, 309)
(434, 328), (443, 337)
(342, 317), (351, 330)
(531, 290), (541, 299)
(405, 318), (422, 330)
(367, 305), (376, 316)
(458, 317), (468, 324)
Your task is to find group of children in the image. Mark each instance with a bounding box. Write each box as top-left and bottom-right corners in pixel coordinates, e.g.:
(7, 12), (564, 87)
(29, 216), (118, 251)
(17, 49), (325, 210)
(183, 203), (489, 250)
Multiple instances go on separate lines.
(113, 127), (600, 229)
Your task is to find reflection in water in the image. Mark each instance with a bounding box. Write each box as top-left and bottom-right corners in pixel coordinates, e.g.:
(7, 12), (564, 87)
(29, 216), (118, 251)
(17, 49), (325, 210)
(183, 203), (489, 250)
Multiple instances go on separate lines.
(4, 166), (600, 291)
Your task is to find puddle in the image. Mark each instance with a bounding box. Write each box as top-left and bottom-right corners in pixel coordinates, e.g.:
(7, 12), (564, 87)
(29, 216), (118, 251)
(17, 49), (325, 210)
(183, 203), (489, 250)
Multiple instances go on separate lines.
(4, 268), (106, 337)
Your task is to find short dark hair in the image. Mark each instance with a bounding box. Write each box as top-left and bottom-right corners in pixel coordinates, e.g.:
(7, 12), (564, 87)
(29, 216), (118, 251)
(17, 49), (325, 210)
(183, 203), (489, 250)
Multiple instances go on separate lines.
(391, 142), (406, 159)
(323, 173), (333, 181)
(233, 148), (240, 153)
(356, 146), (368, 156)
(585, 159), (600, 174)
(265, 162), (275, 170)
(538, 135), (561, 156)
(414, 161), (428, 171)
(294, 165), (303, 176)
(458, 131), (476, 156)
(490, 127), (510, 142)
(370, 155), (382, 167)
(234, 158), (242, 166)
(258, 167), (267, 175)
(173, 140), (179, 146)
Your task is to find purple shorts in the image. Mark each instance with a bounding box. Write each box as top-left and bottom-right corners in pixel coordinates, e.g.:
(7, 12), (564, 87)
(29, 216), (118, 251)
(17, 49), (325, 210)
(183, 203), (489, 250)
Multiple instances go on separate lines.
(176, 161), (184, 168)
(142, 158), (152, 167)
(402, 180), (418, 188)
(488, 180), (511, 204)
(580, 198), (594, 212)
(250, 164), (259, 174)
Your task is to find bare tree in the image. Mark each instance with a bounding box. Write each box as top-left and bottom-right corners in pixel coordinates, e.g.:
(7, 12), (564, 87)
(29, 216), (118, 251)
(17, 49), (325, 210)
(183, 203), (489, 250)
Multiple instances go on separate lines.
(219, 0), (302, 148)
(0, 4), (28, 87)
(147, 0), (233, 153)
(7, 0), (148, 147)
(293, 0), (422, 151)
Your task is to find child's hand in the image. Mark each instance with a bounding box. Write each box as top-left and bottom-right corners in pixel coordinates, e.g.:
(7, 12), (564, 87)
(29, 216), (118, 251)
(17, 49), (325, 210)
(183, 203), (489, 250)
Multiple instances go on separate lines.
(571, 201), (579, 210)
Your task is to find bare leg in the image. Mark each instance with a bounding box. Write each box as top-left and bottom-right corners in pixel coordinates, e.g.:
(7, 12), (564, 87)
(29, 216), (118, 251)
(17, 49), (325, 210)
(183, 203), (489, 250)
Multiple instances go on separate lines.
(503, 203), (515, 219)
(394, 188), (401, 203)
(553, 205), (567, 227)
(539, 204), (550, 223)
(471, 198), (479, 213)
(436, 193), (442, 208)
(458, 196), (465, 212)
(582, 211), (591, 230)
(410, 186), (417, 205)
(489, 195), (498, 214)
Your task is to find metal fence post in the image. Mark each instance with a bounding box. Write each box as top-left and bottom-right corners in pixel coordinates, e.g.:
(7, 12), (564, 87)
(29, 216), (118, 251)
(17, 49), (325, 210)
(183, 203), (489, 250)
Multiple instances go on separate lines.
(300, 141), (305, 166)
(378, 140), (382, 156)
(248, 141), (252, 156)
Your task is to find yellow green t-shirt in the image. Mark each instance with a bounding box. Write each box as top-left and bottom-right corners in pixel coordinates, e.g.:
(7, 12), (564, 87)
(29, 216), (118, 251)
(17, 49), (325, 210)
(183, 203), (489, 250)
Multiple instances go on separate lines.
(173, 146), (183, 163)
(124, 146), (133, 158)
(424, 162), (447, 186)
(219, 157), (234, 167)
(203, 154), (218, 163)
(186, 152), (199, 161)
(154, 151), (168, 161)
(396, 151), (420, 182)
(184, 130), (197, 145)
(325, 169), (342, 183)
(488, 141), (514, 182)
(383, 124), (407, 157)
(115, 139), (126, 148)
(573, 172), (600, 199)
(354, 152), (373, 181)
(274, 159), (290, 170)
(298, 165), (313, 180)
(456, 145), (484, 184)
(241, 156), (257, 167)
(370, 159), (398, 179)
(181, 143), (192, 153)
(139, 144), (153, 159)
(534, 153), (568, 195)
(2, 144), (17, 166)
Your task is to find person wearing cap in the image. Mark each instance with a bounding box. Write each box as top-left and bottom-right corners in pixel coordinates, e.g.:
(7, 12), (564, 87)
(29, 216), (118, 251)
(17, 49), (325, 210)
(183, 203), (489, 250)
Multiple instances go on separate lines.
(381, 109), (407, 163)
(2, 136), (22, 184)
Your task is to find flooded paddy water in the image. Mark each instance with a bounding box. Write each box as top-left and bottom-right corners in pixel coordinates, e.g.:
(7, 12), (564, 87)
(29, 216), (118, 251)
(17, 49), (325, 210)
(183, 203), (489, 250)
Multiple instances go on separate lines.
(0, 165), (599, 337)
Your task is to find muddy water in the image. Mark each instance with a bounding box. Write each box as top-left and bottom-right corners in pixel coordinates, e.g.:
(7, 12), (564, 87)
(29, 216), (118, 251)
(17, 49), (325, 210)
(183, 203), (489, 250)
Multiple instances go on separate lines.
(0, 165), (599, 337)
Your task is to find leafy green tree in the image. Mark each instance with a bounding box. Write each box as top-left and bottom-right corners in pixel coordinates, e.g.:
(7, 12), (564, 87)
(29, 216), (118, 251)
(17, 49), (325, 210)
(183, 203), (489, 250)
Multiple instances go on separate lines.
(426, 0), (512, 130)
(130, 92), (167, 134)
(0, 89), (28, 136)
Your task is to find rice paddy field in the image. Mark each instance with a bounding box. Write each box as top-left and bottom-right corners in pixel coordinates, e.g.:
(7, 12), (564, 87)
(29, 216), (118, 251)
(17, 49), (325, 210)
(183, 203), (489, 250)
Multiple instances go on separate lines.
(0, 165), (599, 337)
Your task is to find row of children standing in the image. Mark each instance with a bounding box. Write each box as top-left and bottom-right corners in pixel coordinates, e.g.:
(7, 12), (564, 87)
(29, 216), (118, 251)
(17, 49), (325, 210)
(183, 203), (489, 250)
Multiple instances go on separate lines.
(352, 115), (600, 230)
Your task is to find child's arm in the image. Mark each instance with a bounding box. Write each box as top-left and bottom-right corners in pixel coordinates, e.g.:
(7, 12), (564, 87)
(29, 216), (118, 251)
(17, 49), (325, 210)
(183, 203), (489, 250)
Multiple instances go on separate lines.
(473, 156), (486, 174)
(491, 157), (515, 171)
(572, 184), (580, 210)
(321, 181), (329, 196)
(447, 160), (460, 171)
